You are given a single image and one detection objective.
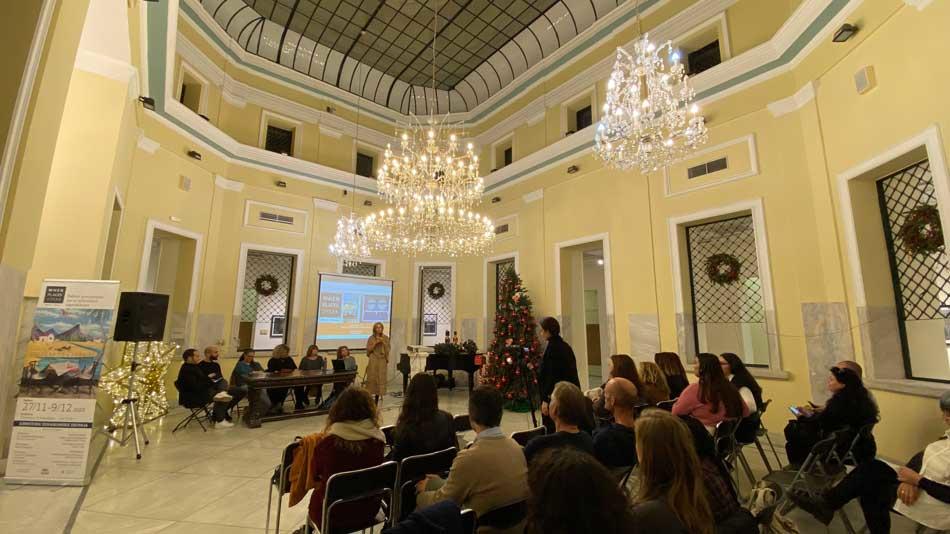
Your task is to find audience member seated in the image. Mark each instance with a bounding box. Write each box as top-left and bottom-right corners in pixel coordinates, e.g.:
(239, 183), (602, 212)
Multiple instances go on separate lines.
(318, 345), (358, 410)
(416, 386), (528, 533)
(591, 354), (644, 420)
(267, 344), (307, 412)
(198, 345), (245, 420)
(525, 448), (634, 534)
(299, 344), (326, 407)
(784, 361), (878, 466)
(176, 348), (233, 428)
(524, 381), (594, 463)
(672, 353), (748, 432)
(392, 373), (458, 461)
(679, 415), (756, 533)
(592, 377), (638, 469)
(632, 410), (714, 534)
(719, 352), (763, 442)
(655, 352), (690, 399)
(231, 349), (271, 416)
(638, 361), (671, 405)
(791, 391), (950, 534)
(306, 386), (386, 532)
(383, 500), (464, 534)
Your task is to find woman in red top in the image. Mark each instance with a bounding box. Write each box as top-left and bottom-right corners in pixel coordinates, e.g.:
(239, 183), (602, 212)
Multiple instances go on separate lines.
(307, 386), (386, 531)
(672, 353), (748, 432)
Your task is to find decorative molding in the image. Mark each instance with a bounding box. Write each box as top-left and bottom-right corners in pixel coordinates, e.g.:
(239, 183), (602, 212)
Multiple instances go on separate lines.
(75, 49), (138, 84)
(137, 132), (160, 154)
(767, 81), (818, 117)
(220, 88), (246, 108)
(903, 0), (934, 10)
(525, 111), (545, 127)
(312, 198), (339, 212)
(662, 134), (759, 197)
(214, 174), (244, 191)
(522, 189), (544, 203)
(138, 219), (204, 314)
(320, 126), (343, 140)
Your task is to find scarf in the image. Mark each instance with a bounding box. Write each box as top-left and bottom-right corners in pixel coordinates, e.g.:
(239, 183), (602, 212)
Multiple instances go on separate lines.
(327, 419), (386, 443)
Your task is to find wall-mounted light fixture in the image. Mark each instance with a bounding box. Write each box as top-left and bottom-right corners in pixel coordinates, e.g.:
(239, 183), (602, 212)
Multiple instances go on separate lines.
(275, 180), (287, 188)
(363, 200), (373, 206)
(567, 165), (579, 174)
(833, 23), (858, 43)
(138, 96), (155, 110)
(186, 150), (202, 161)
(491, 196), (501, 203)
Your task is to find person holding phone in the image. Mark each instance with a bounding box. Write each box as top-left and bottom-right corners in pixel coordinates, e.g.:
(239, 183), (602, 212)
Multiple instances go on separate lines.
(365, 322), (390, 405)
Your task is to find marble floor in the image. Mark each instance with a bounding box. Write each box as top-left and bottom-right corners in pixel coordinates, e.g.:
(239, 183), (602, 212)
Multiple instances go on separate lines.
(0, 380), (923, 533)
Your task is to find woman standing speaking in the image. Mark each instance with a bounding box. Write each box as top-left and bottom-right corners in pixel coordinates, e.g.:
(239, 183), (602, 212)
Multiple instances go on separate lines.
(538, 317), (580, 433)
(365, 322), (390, 405)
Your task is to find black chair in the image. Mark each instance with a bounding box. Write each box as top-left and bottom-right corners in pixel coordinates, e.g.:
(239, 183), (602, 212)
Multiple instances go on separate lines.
(265, 438), (302, 534)
(510, 426), (545, 447)
(737, 400), (782, 473)
(477, 499), (528, 531)
(610, 465), (636, 496)
(460, 508), (476, 534)
(656, 399), (677, 411)
(172, 379), (213, 433)
(715, 418), (756, 493)
(453, 413), (473, 434)
(393, 447), (459, 523)
(310, 460), (399, 534)
(633, 402), (651, 418)
(381, 425), (396, 456)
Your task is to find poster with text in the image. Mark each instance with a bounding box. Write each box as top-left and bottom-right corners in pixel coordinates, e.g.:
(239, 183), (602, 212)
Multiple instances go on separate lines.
(5, 279), (119, 486)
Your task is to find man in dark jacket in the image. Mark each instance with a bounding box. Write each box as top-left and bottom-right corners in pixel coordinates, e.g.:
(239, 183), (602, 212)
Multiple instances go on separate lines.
(176, 348), (232, 426)
(537, 317), (580, 433)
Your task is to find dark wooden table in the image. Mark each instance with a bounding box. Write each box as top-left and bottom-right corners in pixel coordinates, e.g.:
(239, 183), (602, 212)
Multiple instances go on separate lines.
(243, 369), (357, 428)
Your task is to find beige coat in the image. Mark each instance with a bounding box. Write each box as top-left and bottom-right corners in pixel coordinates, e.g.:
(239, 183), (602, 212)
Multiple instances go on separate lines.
(364, 334), (390, 395)
(417, 434), (528, 533)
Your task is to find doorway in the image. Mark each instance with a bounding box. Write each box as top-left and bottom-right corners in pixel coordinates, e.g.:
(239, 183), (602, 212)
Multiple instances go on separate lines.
(140, 227), (199, 347)
(557, 236), (612, 391)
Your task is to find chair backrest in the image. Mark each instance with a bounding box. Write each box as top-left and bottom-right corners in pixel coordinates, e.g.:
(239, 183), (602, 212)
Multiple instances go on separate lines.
(830, 423), (875, 467)
(381, 425), (396, 447)
(714, 417), (742, 458)
(477, 499), (528, 530)
(394, 447), (459, 522)
(453, 413), (473, 434)
(787, 433), (840, 492)
(322, 460), (398, 533)
(633, 402), (651, 417)
(760, 399), (772, 414)
(272, 438), (303, 494)
(510, 426), (546, 447)
(656, 399), (676, 411)
(460, 508), (476, 534)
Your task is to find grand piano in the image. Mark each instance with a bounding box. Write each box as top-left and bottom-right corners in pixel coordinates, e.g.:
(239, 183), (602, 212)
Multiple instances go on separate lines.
(398, 347), (483, 392)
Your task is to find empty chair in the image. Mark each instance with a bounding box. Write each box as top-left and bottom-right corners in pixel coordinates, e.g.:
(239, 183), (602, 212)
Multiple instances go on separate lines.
(736, 399), (782, 472)
(714, 417), (756, 492)
(510, 426), (545, 448)
(309, 460), (399, 534)
(393, 447), (458, 523)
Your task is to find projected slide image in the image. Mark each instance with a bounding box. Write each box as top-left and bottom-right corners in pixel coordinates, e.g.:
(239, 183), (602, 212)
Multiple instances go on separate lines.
(316, 274), (393, 344)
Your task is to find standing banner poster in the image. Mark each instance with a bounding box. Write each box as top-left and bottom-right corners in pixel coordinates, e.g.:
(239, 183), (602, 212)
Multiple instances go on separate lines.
(5, 279), (119, 486)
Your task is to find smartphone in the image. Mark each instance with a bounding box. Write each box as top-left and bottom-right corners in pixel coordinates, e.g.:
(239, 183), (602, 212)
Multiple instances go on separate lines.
(789, 406), (802, 417)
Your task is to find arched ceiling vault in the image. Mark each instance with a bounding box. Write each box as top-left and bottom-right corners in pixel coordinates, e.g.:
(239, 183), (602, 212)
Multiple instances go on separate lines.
(199, 0), (622, 114)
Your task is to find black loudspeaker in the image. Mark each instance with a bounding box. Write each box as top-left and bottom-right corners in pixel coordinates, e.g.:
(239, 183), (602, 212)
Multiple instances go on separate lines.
(113, 292), (169, 342)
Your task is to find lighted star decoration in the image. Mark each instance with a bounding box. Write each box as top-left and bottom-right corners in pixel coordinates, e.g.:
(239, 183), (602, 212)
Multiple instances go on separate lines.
(100, 341), (178, 429)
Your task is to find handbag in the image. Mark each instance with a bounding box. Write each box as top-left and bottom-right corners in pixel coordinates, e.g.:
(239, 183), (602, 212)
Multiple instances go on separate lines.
(748, 481), (800, 534)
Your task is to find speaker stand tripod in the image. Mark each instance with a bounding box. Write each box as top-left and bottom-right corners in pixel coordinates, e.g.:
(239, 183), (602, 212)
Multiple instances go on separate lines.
(102, 341), (150, 459)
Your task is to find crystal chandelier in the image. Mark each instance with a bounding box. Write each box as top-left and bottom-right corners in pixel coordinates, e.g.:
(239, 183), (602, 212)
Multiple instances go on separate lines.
(361, 0), (493, 257)
(594, 1), (707, 172)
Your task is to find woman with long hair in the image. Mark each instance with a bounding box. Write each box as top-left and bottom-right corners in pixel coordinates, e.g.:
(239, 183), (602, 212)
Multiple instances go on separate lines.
(526, 448), (635, 534)
(392, 373), (457, 461)
(365, 322), (390, 405)
(784, 361), (879, 465)
(299, 344), (326, 406)
(307, 386), (385, 531)
(672, 353), (748, 432)
(633, 410), (714, 534)
(654, 352), (689, 398)
(638, 361), (671, 405)
(719, 353), (763, 413)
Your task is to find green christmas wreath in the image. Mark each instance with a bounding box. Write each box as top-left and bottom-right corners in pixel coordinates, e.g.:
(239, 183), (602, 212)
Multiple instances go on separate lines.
(254, 274), (279, 296)
(427, 281), (446, 300)
(706, 253), (742, 285)
(898, 204), (943, 256)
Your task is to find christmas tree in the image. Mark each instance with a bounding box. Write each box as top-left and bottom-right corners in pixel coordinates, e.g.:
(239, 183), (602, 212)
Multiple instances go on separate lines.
(481, 267), (541, 410)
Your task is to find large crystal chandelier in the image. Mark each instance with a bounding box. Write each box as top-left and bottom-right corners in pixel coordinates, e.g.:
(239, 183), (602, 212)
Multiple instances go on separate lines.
(361, 0), (493, 257)
(595, 1), (707, 172)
